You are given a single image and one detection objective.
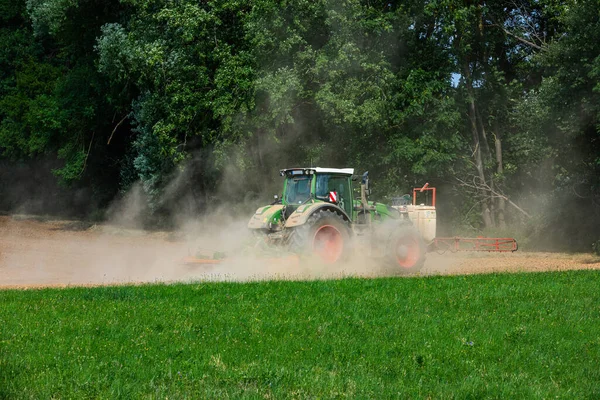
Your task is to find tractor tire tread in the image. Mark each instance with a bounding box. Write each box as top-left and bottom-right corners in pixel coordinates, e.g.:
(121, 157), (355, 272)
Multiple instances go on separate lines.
(386, 225), (426, 275)
(290, 209), (351, 262)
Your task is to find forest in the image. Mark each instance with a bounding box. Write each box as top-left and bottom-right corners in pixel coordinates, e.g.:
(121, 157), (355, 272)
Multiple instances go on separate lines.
(0, 0), (599, 251)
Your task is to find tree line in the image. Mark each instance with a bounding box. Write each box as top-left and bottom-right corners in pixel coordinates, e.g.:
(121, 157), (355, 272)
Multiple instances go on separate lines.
(1, 0), (599, 250)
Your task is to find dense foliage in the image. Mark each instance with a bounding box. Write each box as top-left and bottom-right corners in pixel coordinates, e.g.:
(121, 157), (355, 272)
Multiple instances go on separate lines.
(0, 0), (598, 249)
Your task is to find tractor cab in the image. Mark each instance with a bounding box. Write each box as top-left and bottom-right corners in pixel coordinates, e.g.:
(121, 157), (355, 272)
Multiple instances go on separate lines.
(280, 168), (354, 217)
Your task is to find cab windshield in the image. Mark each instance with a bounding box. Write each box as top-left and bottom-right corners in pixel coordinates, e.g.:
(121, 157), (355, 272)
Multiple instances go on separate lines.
(284, 175), (312, 205)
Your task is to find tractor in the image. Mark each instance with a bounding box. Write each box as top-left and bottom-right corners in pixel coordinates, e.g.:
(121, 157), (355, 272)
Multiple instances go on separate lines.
(247, 167), (434, 273)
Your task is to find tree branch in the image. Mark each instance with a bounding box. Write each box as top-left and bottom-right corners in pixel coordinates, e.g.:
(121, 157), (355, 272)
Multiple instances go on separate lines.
(456, 176), (532, 218)
(107, 114), (128, 145)
(488, 23), (544, 51)
(80, 130), (95, 176)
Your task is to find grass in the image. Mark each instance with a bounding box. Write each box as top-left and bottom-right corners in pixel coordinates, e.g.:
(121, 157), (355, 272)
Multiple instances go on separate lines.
(1, 271), (600, 399)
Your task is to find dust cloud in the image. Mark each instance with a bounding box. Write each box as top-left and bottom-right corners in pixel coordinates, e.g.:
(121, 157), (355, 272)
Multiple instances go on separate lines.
(2, 159), (600, 289)
(3, 210), (600, 289)
(0, 213), (401, 288)
(0, 166), (398, 288)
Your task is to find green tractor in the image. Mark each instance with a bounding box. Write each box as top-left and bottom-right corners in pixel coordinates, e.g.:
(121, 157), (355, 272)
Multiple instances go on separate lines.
(248, 167), (429, 273)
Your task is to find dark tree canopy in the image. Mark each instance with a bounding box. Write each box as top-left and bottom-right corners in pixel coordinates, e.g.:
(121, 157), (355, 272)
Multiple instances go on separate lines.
(0, 0), (598, 250)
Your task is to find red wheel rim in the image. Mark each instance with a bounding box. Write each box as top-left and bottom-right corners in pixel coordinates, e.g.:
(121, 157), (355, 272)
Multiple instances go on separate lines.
(312, 225), (343, 263)
(395, 236), (420, 269)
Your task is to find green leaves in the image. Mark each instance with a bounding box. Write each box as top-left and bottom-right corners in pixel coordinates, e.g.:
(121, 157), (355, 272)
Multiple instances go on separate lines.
(26, 0), (78, 36)
(0, 0), (598, 242)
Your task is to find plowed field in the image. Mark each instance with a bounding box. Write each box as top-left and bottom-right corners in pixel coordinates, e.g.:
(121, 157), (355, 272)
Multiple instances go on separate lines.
(1, 215), (599, 289)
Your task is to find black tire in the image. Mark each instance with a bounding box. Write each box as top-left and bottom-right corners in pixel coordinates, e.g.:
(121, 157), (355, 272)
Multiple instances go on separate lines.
(290, 209), (351, 264)
(386, 226), (426, 274)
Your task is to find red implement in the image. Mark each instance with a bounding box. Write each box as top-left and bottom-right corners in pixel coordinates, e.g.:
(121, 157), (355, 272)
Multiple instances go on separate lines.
(181, 254), (301, 267)
(181, 256), (223, 265)
(433, 237), (518, 253)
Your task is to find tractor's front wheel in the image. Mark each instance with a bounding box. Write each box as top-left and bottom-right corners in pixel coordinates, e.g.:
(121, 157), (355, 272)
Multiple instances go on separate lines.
(387, 226), (426, 274)
(291, 210), (350, 264)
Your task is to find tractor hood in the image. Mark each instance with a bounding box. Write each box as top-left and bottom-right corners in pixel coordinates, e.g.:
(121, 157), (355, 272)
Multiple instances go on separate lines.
(284, 202), (351, 228)
(248, 204), (284, 229)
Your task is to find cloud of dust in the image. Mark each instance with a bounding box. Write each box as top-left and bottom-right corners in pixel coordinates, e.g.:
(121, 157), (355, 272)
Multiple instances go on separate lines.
(149, 161), (396, 283)
(0, 152), (523, 288)
(104, 182), (148, 229)
(1, 161), (433, 288)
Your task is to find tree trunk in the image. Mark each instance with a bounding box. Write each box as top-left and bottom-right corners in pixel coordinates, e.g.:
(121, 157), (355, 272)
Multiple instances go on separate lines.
(489, 179), (497, 227)
(255, 129), (265, 170)
(463, 62), (493, 228)
(476, 109), (496, 226)
(494, 129), (506, 228)
(476, 109), (492, 162)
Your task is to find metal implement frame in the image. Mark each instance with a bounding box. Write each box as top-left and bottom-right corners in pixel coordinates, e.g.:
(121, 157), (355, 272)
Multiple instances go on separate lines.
(433, 237), (518, 253)
(412, 183), (436, 207)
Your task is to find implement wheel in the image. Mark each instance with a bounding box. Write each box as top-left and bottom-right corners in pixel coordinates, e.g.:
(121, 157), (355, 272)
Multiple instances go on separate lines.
(387, 226), (426, 274)
(292, 209), (350, 264)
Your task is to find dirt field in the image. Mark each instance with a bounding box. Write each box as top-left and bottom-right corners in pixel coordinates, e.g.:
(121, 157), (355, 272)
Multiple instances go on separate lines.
(1, 215), (599, 289)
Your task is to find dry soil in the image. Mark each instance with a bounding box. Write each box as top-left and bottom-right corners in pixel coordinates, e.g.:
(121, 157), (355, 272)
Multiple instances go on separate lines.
(1, 215), (599, 289)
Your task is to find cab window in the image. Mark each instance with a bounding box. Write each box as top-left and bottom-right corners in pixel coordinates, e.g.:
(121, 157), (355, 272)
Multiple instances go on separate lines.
(284, 175), (312, 204)
(315, 174), (351, 215)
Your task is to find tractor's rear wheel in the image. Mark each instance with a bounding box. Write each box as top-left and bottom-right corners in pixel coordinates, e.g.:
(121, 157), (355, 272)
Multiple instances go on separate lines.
(387, 226), (426, 274)
(291, 210), (350, 264)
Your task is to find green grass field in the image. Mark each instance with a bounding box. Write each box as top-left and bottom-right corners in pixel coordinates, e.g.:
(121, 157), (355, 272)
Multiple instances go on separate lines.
(1, 271), (600, 398)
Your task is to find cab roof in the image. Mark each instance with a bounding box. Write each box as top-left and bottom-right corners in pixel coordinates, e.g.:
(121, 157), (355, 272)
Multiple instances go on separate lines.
(280, 167), (355, 176)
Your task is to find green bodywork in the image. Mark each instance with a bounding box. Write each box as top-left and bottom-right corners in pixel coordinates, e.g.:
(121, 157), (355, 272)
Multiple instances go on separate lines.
(248, 204), (285, 229)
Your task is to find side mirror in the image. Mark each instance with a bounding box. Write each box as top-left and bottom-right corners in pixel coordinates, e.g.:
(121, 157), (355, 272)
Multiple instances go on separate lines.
(362, 171), (369, 190)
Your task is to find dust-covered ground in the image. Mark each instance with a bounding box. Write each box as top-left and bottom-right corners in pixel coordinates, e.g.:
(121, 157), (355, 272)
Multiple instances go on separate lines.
(1, 215), (599, 289)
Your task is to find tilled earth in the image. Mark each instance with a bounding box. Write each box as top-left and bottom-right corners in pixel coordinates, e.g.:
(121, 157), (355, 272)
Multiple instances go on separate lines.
(1, 215), (599, 289)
